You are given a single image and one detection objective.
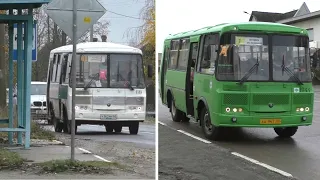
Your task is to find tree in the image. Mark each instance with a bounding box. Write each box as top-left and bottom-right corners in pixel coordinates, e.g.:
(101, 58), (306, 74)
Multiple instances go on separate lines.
(126, 0), (155, 84)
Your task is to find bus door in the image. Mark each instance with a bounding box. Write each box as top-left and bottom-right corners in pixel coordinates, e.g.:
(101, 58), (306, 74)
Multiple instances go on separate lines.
(185, 42), (198, 116)
(160, 45), (169, 104)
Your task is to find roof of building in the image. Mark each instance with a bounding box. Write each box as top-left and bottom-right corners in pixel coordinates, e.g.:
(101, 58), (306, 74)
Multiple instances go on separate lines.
(250, 10), (298, 22)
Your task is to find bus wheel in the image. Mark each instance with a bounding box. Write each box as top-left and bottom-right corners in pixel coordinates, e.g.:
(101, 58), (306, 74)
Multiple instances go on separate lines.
(114, 125), (122, 133)
(200, 107), (220, 140)
(170, 99), (184, 122)
(52, 109), (63, 133)
(66, 120), (77, 134)
(105, 124), (114, 134)
(274, 127), (298, 138)
(129, 122), (139, 134)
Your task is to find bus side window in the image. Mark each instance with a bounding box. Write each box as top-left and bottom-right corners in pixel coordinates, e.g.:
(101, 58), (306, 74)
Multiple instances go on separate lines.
(55, 54), (62, 83)
(65, 54), (71, 83)
(168, 40), (180, 69)
(177, 38), (190, 71)
(51, 54), (58, 82)
(60, 54), (69, 84)
(200, 34), (218, 74)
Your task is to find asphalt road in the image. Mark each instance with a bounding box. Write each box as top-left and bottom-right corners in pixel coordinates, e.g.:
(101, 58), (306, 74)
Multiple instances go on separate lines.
(41, 122), (155, 179)
(158, 86), (320, 180)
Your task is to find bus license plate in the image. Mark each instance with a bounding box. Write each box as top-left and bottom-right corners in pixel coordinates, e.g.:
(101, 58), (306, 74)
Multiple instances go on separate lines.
(260, 119), (281, 124)
(100, 114), (117, 120)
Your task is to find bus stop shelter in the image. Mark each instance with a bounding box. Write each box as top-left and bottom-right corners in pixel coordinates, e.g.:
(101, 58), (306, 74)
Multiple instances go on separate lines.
(0, 0), (51, 149)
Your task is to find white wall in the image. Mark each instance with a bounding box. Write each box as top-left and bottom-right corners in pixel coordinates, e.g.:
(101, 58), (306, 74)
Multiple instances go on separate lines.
(287, 17), (320, 42)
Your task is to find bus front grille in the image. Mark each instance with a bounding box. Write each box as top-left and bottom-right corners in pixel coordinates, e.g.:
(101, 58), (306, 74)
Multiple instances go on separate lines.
(223, 94), (248, 105)
(252, 94), (289, 105)
(293, 94), (313, 105)
(92, 97), (125, 106)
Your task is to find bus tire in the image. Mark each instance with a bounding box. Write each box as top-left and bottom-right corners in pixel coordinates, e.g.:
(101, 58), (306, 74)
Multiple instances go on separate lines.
(52, 109), (63, 133)
(274, 127), (298, 138)
(129, 122), (139, 134)
(170, 99), (185, 122)
(66, 120), (77, 135)
(105, 124), (114, 134)
(200, 106), (220, 140)
(114, 125), (122, 133)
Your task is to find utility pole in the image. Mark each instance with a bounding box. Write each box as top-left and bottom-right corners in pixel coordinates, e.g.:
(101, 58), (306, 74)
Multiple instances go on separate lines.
(90, 25), (93, 42)
(71, 0), (77, 161)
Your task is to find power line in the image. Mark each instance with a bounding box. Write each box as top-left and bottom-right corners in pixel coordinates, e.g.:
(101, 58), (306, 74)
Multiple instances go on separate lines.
(105, 9), (154, 21)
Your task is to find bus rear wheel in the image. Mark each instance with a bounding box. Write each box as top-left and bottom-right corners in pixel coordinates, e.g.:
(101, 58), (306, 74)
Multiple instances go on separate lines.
(274, 127), (298, 138)
(52, 109), (63, 133)
(170, 99), (187, 122)
(200, 107), (221, 140)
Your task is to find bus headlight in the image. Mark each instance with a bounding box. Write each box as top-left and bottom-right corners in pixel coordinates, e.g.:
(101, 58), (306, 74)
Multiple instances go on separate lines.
(80, 106), (88, 110)
(226, 107), (243, 113)
(129, 106), (142, 111)
(305, 107), (310, 112)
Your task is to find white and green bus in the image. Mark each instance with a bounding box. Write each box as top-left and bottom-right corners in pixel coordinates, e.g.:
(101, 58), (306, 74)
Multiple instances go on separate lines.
(46, 42), (153, 134)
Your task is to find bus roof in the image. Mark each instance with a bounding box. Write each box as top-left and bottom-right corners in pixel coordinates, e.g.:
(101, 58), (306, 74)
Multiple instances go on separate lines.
(50, 42), (143, 55)
(164, 22), (308, 40)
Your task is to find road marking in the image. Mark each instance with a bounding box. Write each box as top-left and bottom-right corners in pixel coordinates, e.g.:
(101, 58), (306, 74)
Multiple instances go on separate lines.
(231, 152), (293, 178)
(158, 121), (167, 126)
(177, 129), (212, 144)
(78, 147), (111, 162)
(78, 147), (92, 154)
(122, 130), (155, 135)
(94, 155), (111, 162)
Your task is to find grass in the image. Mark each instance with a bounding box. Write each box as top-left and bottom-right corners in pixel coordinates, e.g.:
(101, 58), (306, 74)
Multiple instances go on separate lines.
(0, 148), (24, 170)
(35, 159), (124, 174)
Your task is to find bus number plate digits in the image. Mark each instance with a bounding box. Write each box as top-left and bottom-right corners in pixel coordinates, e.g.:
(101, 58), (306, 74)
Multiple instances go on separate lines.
(100, 114), (117, 120)
(260, 119), (281, 125)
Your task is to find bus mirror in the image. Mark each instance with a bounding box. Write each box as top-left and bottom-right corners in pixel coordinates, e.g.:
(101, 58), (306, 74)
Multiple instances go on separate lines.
(147, 64), (153, 78)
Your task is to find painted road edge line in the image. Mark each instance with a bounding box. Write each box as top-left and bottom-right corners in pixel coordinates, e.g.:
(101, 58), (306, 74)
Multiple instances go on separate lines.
(78, 147), (112, 162)
(177, 129), (212, 144)
(94, 155), (111, 162)
(78, 147), (92, 154)
(158, 121), (167, 126)
(231, 152), (293, 177)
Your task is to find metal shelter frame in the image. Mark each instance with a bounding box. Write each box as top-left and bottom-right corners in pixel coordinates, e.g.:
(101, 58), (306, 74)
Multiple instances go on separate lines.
(0, 1), (50, 149)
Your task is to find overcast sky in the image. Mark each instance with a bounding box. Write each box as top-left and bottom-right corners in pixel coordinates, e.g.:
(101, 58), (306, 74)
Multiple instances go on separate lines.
(98, 0), (145, 45)
(156, 0), (319, 54)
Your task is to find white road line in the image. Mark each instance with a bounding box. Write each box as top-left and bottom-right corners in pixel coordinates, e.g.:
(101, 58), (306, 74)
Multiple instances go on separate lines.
(94, 155), (111, 162)
(122, 130), (155, 135)
(231, 152), (293, 178)
(78, 147), (112, 162)
(78, 147), (92, 154)
(177, 129), (212, 144)
(158, 121), (167, 126)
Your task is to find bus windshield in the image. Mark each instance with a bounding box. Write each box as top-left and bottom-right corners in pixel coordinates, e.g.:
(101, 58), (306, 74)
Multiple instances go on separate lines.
(75, 53), (145, 88)
(216, 33), (311, 82)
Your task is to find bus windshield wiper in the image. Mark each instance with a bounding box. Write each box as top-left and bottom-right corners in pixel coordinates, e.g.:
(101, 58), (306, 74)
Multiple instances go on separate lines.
(118, 73), (134, 91)
(84, 73), (99, 90)
(238, 53), (259, 85)
(281, 55), (303, 85)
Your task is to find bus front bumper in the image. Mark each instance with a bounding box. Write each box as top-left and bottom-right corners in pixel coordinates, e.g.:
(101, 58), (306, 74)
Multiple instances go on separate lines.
(213, 113), (313, 127)
(72, 111), (146, 122)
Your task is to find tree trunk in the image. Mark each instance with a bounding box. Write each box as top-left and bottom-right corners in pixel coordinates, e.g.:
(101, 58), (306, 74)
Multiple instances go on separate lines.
(0, 24), (6, 108)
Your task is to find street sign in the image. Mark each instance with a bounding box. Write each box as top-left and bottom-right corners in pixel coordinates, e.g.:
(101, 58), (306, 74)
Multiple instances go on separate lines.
(13, 23), (37, 61)
(45, 0), (106, 41)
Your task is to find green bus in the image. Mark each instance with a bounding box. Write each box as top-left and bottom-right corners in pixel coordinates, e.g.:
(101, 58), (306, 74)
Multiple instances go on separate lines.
(159, 22), (314, 140)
